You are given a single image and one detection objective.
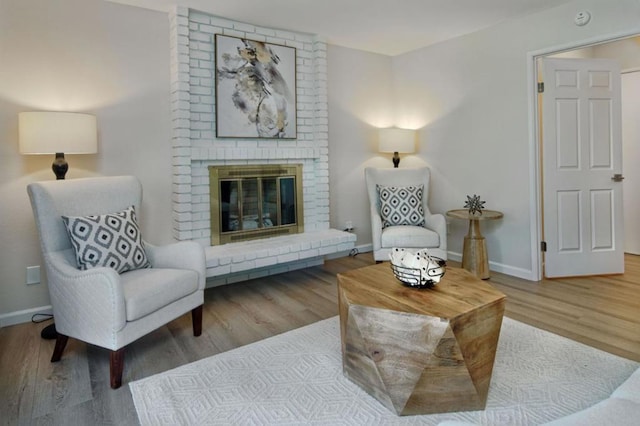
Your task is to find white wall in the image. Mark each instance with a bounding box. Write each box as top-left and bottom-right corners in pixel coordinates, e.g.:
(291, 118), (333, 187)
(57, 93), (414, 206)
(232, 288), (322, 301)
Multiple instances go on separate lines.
(327, 46), (391, 247)
(327, 0), (640, 277)
(0, 0), (172, 323)
(388, 0), (640, 278)
(4, 0), (640, 323)
(327, 45), (431, 249)
(593, 36), (640, 70)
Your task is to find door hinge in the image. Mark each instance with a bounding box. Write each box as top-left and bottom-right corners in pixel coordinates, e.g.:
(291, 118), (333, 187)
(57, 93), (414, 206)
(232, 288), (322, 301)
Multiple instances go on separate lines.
(541, 241), (547, 252)
(537, 82), (544, 93)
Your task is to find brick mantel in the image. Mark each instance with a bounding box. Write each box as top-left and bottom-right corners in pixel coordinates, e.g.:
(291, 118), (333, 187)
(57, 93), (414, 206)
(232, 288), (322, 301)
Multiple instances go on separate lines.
(168, 7), (351, 284)
(169, 7), (329, 245)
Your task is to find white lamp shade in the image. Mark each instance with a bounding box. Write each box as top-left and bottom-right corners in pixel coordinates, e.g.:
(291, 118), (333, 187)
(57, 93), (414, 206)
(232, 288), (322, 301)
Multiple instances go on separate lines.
(379, 128), (415, 153)
(19, 112), (97, 155)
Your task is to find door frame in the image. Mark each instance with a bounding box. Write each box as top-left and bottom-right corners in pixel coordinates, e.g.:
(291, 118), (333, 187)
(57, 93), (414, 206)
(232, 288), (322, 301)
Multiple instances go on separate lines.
(526, 29), (640, 280)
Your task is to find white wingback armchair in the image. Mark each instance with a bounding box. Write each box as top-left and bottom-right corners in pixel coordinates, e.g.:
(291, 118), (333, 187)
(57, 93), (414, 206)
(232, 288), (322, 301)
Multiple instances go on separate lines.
(365, 167), (447, 262)
(27, 176), (206, 389)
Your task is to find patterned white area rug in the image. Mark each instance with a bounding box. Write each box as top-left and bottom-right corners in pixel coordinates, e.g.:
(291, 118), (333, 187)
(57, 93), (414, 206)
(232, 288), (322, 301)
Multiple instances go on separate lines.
(130, 317), (638, 425)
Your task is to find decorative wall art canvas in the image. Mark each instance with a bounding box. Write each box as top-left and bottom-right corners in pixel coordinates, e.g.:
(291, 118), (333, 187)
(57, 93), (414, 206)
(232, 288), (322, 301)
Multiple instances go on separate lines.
(215, 34), (297, 139)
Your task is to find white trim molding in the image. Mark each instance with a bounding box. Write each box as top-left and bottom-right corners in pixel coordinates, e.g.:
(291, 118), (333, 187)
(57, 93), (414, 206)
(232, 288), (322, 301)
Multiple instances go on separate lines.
(0, 305), (53, 328)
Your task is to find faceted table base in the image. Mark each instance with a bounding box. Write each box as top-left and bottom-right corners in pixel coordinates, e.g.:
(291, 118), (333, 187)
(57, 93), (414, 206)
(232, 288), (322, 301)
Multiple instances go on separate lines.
(338, 264), (505, 415)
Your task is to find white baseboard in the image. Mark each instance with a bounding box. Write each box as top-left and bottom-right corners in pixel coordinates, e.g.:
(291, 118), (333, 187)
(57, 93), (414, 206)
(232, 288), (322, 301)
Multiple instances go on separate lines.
(0, 305), (53, 328)
(490, 261), (536, 281)
(329, 246), (535, 281)
(447, 251), (536, 281)
(324, 243), (372, 259)
(0, 249), (536, 328)
(351, 244), (373, 255)
(347, 247), (533, 280)
(356, 243), (373, 252)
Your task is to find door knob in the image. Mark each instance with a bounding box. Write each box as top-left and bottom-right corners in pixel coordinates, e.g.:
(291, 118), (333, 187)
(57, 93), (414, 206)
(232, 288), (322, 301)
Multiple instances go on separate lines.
(611, 174), (625, 182)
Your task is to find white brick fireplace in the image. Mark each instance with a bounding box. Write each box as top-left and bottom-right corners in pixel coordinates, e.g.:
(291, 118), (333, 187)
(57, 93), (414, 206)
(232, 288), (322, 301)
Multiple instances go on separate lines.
(168, 7), (354, 285)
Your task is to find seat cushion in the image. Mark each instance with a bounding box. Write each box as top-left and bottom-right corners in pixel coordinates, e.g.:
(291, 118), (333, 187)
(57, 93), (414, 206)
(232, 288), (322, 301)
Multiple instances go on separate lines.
(612, 367), (640, 402)
(120, 268), (199, 321)
(381, 225), (440, 249)
(542, 398), (640, 426)
(542, 367), (640, 425)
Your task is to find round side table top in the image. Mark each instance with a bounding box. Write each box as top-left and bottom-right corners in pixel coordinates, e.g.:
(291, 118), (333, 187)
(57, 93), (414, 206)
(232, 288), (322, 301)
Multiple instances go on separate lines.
(446, 209), (503, 221)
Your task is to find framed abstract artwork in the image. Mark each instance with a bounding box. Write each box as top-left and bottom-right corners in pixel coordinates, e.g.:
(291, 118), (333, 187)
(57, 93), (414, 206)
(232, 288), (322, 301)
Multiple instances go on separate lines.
(215, 34), (297, 139)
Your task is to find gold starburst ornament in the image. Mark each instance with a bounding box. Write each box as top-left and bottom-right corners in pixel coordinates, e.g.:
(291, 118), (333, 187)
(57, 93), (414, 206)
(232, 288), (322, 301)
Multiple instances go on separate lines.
(464, 194), (486, 215)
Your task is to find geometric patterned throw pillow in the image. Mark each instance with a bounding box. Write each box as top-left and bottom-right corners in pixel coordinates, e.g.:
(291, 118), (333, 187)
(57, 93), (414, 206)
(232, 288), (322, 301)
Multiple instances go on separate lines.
(62, 205), (150, 274)
(377, 185), (425, 229)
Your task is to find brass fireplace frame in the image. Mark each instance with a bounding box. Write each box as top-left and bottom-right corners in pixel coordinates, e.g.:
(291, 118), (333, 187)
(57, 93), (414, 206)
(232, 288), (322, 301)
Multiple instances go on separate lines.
(209, 164), (304, 245)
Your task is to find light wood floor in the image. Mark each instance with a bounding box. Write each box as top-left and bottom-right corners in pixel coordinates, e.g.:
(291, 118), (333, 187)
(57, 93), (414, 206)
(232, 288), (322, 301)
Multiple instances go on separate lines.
(1, 252), (639, 425)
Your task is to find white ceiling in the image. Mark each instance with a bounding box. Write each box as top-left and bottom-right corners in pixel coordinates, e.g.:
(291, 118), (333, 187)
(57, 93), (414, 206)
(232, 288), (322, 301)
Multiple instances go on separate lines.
(109, 0), (573, 56)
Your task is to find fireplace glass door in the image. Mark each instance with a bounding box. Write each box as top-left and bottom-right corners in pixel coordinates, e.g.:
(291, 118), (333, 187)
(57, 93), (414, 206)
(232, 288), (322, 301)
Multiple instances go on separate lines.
(221, 177), (296, 232)
(210, 165), (304, 244)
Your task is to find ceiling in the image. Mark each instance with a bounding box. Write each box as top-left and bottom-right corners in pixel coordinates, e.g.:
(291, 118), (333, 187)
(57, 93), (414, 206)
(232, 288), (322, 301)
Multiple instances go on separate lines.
(109, 0), (574, 56)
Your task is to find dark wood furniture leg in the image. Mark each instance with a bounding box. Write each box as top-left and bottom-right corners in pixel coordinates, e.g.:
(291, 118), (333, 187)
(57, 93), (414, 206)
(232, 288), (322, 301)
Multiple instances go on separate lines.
(192, 305), (203, 336)
(52, 306), (203, 390)
(110, 348), (125, 389)
(50, 334), (69, 362)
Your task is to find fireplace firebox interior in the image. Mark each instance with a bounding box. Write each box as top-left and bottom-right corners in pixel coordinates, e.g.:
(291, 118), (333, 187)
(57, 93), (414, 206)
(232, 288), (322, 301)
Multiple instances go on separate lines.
(209, 164), (304, 245)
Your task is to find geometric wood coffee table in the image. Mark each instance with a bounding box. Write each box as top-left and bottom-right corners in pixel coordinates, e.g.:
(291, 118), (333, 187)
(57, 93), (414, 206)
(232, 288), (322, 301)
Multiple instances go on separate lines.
(337, 262), (506, 416)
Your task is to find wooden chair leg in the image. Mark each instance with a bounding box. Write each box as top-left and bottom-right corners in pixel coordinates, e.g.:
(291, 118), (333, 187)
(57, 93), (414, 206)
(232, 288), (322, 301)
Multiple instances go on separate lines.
(192, 305), (203, 337)
(110, 348), (125, 389)
(50, 334), (69, 362)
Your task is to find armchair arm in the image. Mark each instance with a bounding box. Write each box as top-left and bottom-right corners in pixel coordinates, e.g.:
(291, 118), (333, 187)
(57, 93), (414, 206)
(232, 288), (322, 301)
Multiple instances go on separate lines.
(45, 250), (126, 347)
(145, 241), (206, 291)
(424, 213), (447, 252)
(370, 204), (383, 252)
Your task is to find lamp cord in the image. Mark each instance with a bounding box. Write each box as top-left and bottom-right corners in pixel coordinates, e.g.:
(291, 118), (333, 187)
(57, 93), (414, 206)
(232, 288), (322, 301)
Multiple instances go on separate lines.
(31, 313), (53, 324)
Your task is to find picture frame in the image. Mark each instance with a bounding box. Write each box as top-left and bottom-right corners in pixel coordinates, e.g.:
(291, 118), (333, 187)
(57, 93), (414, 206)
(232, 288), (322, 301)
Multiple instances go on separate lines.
(215, 34), (297, 139)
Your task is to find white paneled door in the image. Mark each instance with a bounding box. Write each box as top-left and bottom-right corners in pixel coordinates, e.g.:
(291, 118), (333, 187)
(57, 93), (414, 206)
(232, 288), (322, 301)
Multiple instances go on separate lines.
(541, 58), (624, 278)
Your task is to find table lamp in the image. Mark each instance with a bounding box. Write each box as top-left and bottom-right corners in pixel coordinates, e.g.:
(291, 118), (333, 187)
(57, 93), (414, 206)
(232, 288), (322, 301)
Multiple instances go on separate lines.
(19, 111), (97, 180)
(19, 111), (97, 340)
(379, 127), (415, 168)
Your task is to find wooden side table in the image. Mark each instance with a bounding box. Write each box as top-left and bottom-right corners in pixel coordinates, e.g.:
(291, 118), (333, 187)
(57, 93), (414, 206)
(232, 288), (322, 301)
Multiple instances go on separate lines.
(446, 209), (503, 279)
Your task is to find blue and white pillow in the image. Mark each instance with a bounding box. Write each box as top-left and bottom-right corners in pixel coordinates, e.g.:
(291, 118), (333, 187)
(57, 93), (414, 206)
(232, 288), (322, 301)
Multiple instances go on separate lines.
(377, 184), (425, 228)
(62, 205), (150, 274)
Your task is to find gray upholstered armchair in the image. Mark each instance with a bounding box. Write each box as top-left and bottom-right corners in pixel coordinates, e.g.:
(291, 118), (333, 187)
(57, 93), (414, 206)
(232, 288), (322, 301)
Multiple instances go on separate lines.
(27, 176), (205, 389)
(365, 167), (447, 262)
